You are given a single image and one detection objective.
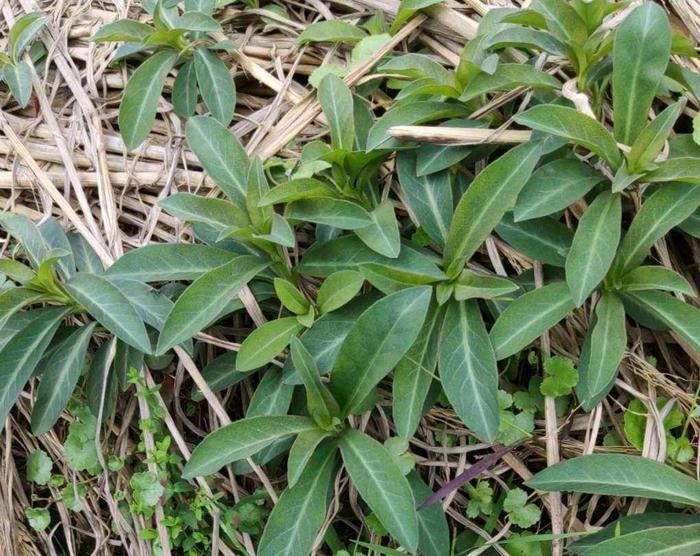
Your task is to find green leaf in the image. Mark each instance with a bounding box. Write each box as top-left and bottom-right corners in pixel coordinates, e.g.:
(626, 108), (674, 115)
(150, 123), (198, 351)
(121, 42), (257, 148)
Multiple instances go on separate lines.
(514, 105), (621, 168)
(355, 200), (401, 258)
(0, 213), (47, 268)
(539, 355), (578, 398)
(186, 116), (249, 206)
(107, 278), (173, 331)
(576, 523), (700, 556)
(237, 318), (304, 372)
(91, 19), (154, 43)
(439, 300), (499, 441)
(407, 473), (451, 556)
(490, 282), (575, 360)
(514, 158), (604, 222)
(396, 151), (452, 246)
(298, 20), (367, 44)
(254, 213), (296, 247)
(318, 73), (354, 151)
(0, 288), (46, 330)
(526, 454), (700, 506)
(0, 259), (36, 284)
(63, 406), (100, 474)
(26, 450), (52, 485)
(339, 429), (418, 551)
(156, 255), (268, 353)
(194, 47), (235, 125)
(259, 178), (338, 206)
(531, 0), (587, 45)
(316, 270), (364, 314)
(393, 302), (442, 438)
(25, 508), (50, 532)
(183, 415), (317, 477)
(32, 323), (96, 435)
(9, 12), (47, 61)
(565, 191), (621, 305)
(618, 266), (695, 296)
(485, 27), (566, 56)
(65, 273), (151, 353)
(503, 488), (541, 528)
(274, 279), (309, 315)
(627, 100), (685, 173)
(444, 141), (542, 276)
(286, 198), (372, 230)
(118, 50), (177, 149)
(4, 60), (33, 108)
(178, 11), (222, 32)
(258, 442), (338, 556)
(496, 213), (573, 268)
(643, 157), (700, 184)
(105, 244), (236, 281)
(578, 293), (626, 410)
(330, 286), (431, 416)
(159, 192), (249, 230)
(611, 182), (700, 277)
(172, 60), (198, 118)
(459, 64), (560, 102)
(613, 3), (672, 145)
(192, 352), (253, 401)
(454, 270), (519, 301)
(626, 290), (700, 354)
(0, 307), (69, 429)
(286, 429), (332, 488)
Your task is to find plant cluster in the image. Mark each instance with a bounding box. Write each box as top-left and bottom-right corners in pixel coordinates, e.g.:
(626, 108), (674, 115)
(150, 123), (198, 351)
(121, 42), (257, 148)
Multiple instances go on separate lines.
(2, 0), (700, 554)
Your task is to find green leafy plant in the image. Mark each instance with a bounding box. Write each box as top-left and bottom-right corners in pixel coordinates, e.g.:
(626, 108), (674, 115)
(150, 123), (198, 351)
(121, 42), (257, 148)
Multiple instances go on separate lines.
(0, 12), (47, 107)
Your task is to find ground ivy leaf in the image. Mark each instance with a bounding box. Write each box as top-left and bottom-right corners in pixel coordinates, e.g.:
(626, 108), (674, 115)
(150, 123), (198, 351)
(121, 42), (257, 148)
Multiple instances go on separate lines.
(26, 449), (53, 485)
(539, 355), (578, 398)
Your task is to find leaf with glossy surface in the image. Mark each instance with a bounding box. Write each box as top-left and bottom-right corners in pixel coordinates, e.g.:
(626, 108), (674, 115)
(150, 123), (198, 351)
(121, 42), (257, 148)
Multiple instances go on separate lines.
(194, 47), (235, 125)
(444, 141), (542, 276)
(119, 51), (177, 149)
(490, 282), (575, 360)
(613, 3), (672, 145)
(439, 300), (499, 441)
(183, 415), (317, 478)
(330, 286), (431, 416)
(65, 273), (151, 353)
(526, 454), (700, 506)
(316, 270), (364, 314)
(156, 255), (269, 354)
(566, 191), (621, 305)
(237, 317), (304, 372)
(355, 201), (401, 258)
(339, 429), (418, 551)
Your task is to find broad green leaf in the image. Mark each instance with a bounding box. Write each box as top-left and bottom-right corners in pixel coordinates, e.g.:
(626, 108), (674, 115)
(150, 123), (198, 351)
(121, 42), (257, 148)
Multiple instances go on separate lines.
(246, 157), (272, 229)
(330, 287), (431, 416)
(366, 101), (469, 151)
(396, 151), (452, 246)
(514, 105), (621, 168)
(627, 100), (685, 173)
(274, 279), (309, 315)
(26, 449), (52, 485)
(156, 255), (269, 353)
(91, 19), (154, 43)
(613, 3), (672, 145)
(0, 288), (45, 329)
(172, 60), (198, 118)
(611, 183), (700, 277)
(178, 11), (221, 32)
(182, 415), (317, 477)
(454, 269), (518, 301)
(566, 191), (621, 305)
(439, 300), (499, 441)
(286, 198), (372, 230)
(460, 64), (560, 102)
(259, 178), (337, 206)
(0, 309), (49, 352)
(355, 200), (401, 258)
(531, 0), (587, 45)
(486, 27), (566, 56)
(444, 141), (542, 276)
(316, 270), (364, 314)
(194, 47), (235, 125)
(0, 213), (47, 268)
(298, 20), (367, 44)
(526, 454), (700, 506)
(339, 429), (418, 551)
(496, 213), (573, 268)
(392, 0), (444, 32)
(618, 266), (695, 296)
(0, 307), (69, 429)
(9, 12), (47, 61)
(299, 236), (445, 283)
(39, 219), (75, 280)
(3, 60), (33, 108)
(85, 336), (117, 419)
(490, 282), (575, 360)
(32, 323), (96, 434)
(105, 244), (236, 281)
(258, 442), (338, 556)
(578, 293), (626, 410)
(118, 50), (177, 149)
(318, 73), (354, 151)
(186, 116), (249, 206)
(393, 302), (442, 438)
(237, 317), (304, 372)
(0, 260), (35, 284)
(514, 158), (605, 222)
(159, 192), (248, 230)
(253, 213), (296, 247)
(184, 0), (216, 14)
(580, 524), (700, 555)
(626, 290), (700, 353)
(643, 157), (700, 183)
(67, 233), (103, 274)
(414, 119), (489, 177)
(407, 473), (451, 556)
(106, 278), (173, 330)
(192, 352), (254, 401)
(286, 429), (332, 488)
(65, 273), (151, 353)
